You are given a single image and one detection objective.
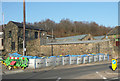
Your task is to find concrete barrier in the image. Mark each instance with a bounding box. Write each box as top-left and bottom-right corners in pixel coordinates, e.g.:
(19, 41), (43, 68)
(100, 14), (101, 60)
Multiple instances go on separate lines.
(98, 55), (104, 61)
(46, 57), (56, 67)
(77, 57), (83, 64)
(55, 57), (62, 66)
(28, 59), (36, 69)
(62, 57), (69, 65)
(70, 56), (77, 65)
(94, 55), (99, 62)
(36, 59), (46, 68)
(28, 53), (109, 69)
(103, 54), (108, 61)
(88, 56), (94, 63)
(83, 56), (89, 64)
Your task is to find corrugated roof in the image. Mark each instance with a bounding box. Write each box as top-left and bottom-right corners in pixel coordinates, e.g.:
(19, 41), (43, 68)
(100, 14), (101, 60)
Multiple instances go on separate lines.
(47, 39), (110, 45)
(93, 36), (106, 40)
(56, 34), (88, 42)
(8, 21), (45, 31)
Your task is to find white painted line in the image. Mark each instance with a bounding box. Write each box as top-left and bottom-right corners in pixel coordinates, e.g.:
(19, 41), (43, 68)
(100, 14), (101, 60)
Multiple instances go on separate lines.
(96, 71), (107, 79)
(56, 77), (61, 81)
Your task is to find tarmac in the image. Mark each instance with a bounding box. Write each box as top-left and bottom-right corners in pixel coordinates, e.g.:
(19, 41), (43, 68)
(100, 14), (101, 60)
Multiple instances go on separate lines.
(2, 60), (111, 75)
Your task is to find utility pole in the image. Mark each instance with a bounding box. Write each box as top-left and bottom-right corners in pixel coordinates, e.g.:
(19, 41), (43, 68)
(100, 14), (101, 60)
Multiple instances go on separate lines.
(2, 13), (4, 29)
(23, 0), (26, 56)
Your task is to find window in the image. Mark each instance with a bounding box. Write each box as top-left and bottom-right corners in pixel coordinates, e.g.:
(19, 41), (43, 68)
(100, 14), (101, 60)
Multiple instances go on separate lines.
(88, 38), (91, 40)
(35, 32), (38, 39)
(11, 42), (15, 50)
(19, 44), (23, 49)
(2, 39), (3, 46)
(25, 30), (28, 38)
(8, 31), (12, 38)
(119, 38), (120, 41)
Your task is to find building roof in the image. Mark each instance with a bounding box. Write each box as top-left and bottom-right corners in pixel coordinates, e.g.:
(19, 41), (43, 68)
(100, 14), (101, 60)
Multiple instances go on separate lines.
(47, 35), (55, 38)
(56, 34), (88, 42)
(8, 21), (45, 31)
(107, 26), (120, 35)
(93, 35), (106, 40)
(47, 39), (110, 45)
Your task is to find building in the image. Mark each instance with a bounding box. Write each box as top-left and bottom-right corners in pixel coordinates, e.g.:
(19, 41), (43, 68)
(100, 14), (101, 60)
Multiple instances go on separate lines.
(55, 34), (94, 42)
(93, 35), (106, 40)
(3, 21), (116, 57)
(0, 26), (3, 56)
(107, 26), (120, 40)
(46, 35), (56, 43)
(3, 21), (47, 54)
(107, 26), (120, 46)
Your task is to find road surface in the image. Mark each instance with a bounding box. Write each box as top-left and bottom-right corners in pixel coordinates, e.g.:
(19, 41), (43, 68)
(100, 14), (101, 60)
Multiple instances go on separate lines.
(2, 62), (119, 79)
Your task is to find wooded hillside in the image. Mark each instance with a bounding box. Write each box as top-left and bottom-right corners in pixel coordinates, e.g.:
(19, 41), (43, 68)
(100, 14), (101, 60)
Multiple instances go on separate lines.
(27, 19), (113, 37)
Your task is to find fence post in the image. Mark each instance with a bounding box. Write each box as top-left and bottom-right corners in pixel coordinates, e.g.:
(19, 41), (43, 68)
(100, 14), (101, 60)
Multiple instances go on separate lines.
(107, 54), (109, 61)
(62, 57), (64, 65)
(103, 54), (105, 61)
(76, 57), (78, 64)
(45, 58), (47, 67)
(83, 57), (85, 63)
(88, 56), (90, 63)
(34, 58), (36, 69)
(69, 56), (71, 65)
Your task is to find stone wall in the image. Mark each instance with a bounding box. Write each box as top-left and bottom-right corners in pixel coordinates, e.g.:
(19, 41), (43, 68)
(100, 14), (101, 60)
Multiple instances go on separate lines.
(3, 21), (47, 55)
(108, 35), (120, 39)
(4, 22), (18, 52)
(26, 39), (116, 57)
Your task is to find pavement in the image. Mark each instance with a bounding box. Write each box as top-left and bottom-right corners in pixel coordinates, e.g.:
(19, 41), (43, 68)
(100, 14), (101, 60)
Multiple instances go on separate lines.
(2, 60), (120, 80)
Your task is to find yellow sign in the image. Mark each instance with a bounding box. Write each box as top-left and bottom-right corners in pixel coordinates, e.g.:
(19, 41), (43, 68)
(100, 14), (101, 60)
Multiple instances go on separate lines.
(112, 59), (117, 71)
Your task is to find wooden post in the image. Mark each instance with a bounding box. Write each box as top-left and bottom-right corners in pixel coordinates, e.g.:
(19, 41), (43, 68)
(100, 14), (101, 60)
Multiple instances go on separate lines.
(23, 0), (26, 56)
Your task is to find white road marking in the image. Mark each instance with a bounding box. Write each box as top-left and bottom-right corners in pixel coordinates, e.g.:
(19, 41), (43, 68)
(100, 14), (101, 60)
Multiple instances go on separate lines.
(96, 71), (107, 79)
(56, 77), (61, 81)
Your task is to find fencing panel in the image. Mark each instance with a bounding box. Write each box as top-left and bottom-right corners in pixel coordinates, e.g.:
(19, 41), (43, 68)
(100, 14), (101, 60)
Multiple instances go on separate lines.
(98, 55), (104, 61)
(77, 57), (83, 64)
(46, 57), (56, 67)
(55, 57), (62, 66)
(103, 54), (107, 61)
(28, 59), (36, 69)
(83, 56), (89, 64)
(94, 55), (99, 62)
(70, 56), (77, 65)
(62, 57), (69, 65)
(36, 59), (46, 68)
(88, 56), (94, 63)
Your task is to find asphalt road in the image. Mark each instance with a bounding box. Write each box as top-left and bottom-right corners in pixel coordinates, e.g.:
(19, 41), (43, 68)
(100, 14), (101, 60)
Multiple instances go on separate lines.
(2, 63), (117, 79)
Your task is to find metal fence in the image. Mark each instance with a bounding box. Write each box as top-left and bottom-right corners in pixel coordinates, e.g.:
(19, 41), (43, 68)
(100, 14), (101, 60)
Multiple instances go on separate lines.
(28, 54), (109, 69)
